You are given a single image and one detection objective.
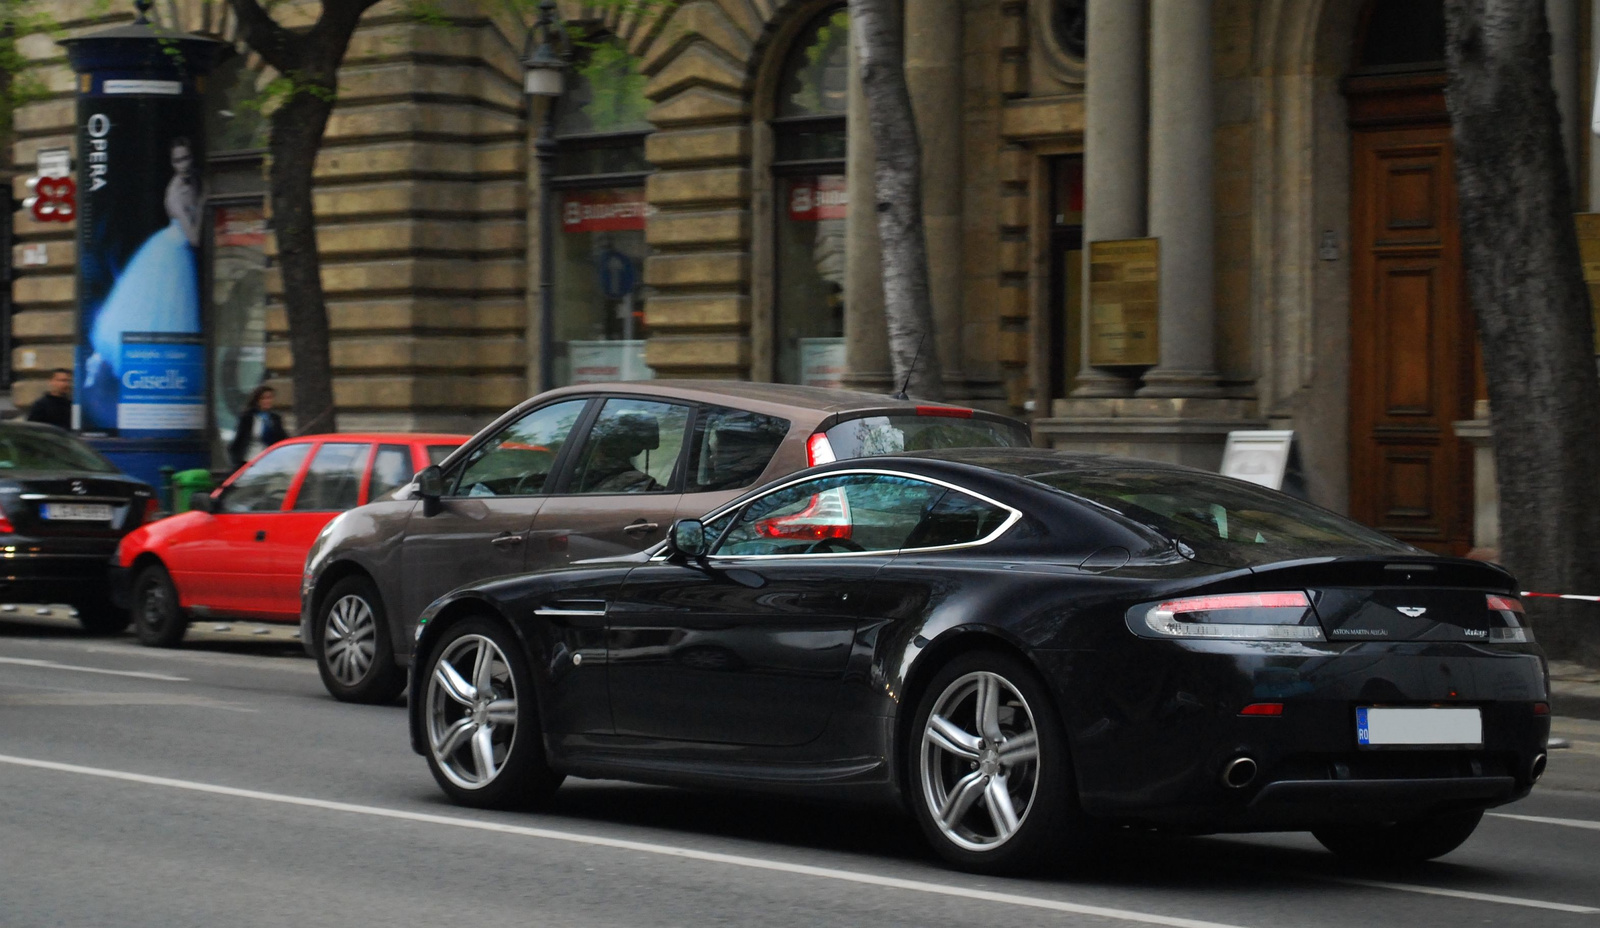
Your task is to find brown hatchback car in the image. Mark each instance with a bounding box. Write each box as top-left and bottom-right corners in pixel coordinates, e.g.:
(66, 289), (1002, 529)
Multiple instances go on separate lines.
(300, 381), (1031, 702)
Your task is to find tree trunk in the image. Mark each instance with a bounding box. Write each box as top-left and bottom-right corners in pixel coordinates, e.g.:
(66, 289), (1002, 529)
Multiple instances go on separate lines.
(228, 0), (381, 435)
(848, 0), (943, 400)
(268, 90), (337, 434)
(1444, 0), (1600, 661)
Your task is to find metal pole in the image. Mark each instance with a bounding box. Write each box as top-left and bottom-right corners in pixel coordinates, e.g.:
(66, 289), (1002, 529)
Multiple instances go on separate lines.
(537, 106), (557, 392)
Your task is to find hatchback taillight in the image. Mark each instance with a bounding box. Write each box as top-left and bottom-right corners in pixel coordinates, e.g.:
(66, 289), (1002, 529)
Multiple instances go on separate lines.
(806, 433), (836, 467)
(1143, 591), (1323, 640)
(753, 488), (851, 541)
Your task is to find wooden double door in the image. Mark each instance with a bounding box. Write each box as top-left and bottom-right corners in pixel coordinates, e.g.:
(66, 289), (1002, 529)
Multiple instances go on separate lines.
(1348, 79), (1478, 555)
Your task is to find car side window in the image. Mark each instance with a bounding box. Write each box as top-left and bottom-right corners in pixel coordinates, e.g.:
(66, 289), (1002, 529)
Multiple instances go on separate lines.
(453, 399), (588, 497)
(292, 443), (370, 511)
(569, 399), (691, 495)
(713, 473), (962, 556)
(685, 406), (790, 493)
(220, 443), (311, 513)
(368, 444), (415, 501)
(901, 486), (1011, 550)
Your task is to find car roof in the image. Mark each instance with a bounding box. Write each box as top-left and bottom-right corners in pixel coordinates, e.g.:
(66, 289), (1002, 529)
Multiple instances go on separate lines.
(533, 380), (1017, 420)
(276, 433), (471, 444)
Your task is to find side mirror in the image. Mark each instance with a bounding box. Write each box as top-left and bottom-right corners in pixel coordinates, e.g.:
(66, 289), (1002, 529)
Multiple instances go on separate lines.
(669, 519), (709, 559)
(188, 491), (215, 514)
(417, 465), (444, 517)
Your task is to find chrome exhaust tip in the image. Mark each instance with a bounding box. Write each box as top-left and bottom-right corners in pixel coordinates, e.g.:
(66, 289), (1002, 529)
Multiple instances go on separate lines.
(1531, 753), (1547, 784)
(1221, 756), (1258, 789)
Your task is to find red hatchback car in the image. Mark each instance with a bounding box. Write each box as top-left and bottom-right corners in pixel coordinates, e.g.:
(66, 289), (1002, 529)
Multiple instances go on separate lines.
(113, 433), (467, 647)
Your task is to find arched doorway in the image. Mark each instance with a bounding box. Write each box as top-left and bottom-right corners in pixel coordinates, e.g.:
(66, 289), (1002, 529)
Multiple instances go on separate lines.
(1345, 0), (1476, 554)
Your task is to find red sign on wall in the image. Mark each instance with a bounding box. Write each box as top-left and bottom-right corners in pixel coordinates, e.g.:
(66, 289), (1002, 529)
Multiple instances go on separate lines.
(562, 188), (650, 233)
(214, 205), (267, 247)
(788, 175), (847, 221)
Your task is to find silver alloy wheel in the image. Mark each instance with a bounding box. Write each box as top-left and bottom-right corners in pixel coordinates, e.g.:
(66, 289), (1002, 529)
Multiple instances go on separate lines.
(920, 670), (1041, 852)
(322, 594), (378, 685)
(425, 634), (518, 790)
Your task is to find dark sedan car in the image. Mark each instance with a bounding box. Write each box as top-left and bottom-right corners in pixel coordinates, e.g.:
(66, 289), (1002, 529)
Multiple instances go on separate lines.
(406, 448), (1548, 873)
(0, 422), (157, 632)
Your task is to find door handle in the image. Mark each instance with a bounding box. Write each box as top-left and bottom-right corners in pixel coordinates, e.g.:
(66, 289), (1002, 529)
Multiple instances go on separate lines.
(622, 521), (660, 535)
(491, 533), (525, 547)
(254, 530), (267, 542)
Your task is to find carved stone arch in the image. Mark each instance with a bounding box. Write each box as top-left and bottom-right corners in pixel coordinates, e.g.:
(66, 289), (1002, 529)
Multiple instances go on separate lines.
(1249, 0), (1362, 511)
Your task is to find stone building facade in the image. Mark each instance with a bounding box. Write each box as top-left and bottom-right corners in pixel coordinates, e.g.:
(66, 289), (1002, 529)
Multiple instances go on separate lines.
(5, 0), (1598, 554)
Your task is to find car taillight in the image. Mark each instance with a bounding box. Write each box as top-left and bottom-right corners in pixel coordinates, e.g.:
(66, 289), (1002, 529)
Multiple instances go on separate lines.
(915, 405), (973, 418)
(1143, 591), (1323, 640)
(143, 498), (160, 524)
(806, 432), (836, 466)
(1486, 594), (1532, 642)
(754, 489), (851, 541)
(0, 501), (14, 535)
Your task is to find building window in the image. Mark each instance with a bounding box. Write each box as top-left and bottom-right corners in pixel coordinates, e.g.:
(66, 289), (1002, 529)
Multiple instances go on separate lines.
(1033, 0), (1086, 86)
(771, 7), (849, 387)
(550, 39), (654, 386)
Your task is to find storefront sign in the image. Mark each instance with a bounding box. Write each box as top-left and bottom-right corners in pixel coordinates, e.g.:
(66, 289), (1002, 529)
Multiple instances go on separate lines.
(1575, 213), (1600, 353)
(562, 188), (649, 233)
(788, 176), (847, 221)
(569, 339), (653, 384)
(799, 337), (847, 389)
(1087, 237), (1160, 367)
(117, 332), (205, 432)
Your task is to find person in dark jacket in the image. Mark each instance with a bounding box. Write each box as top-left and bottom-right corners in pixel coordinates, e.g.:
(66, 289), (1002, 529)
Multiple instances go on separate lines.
(228, 385), (288, 469)
(26, 369), (73, 430)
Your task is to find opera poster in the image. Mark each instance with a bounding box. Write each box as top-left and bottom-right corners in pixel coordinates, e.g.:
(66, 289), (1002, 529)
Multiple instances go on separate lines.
(74, 91), (205, 437)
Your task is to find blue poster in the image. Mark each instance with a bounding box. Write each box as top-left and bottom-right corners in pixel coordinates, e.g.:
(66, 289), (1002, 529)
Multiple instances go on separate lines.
(116, 333), (204, 436)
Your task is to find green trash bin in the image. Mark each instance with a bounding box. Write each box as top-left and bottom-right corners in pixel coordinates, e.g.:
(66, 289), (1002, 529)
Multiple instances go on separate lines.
(170, 468), (215, 513)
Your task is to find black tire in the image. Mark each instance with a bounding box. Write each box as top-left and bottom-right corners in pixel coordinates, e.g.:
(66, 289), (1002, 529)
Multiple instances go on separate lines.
(907, 649), (1093, 874)
(420, 616), (563, 810)
(75, 602), (130, 636)
(132, 564), (186, 647)
(312, 574), (406, 704)
(1313, 809), (1484, 864)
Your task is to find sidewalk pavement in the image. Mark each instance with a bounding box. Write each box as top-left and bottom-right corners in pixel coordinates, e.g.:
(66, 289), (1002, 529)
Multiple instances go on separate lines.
(1551, 660), (1600, 721)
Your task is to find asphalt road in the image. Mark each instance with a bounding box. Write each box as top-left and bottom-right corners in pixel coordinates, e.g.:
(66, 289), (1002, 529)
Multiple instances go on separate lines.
(4, 614), (1600, 928)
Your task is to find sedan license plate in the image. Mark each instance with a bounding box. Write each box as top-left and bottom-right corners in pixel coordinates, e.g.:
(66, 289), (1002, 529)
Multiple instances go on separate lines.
(41, 503), (112, 522)
(1357, 707), (1482, 747)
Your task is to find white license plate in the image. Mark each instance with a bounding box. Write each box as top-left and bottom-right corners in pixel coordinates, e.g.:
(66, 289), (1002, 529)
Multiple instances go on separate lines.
(1357, 707), (1483, 747)
(41, 503), (112, 522)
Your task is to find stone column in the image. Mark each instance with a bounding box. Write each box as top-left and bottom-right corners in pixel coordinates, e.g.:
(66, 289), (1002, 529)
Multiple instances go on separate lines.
(1073, 0), (1146, 397)
(843, 39), (891, 391)
(1549, 0), (1579, 190)
(905, 0), (964, 394)
(1139, 0), (1220, 397)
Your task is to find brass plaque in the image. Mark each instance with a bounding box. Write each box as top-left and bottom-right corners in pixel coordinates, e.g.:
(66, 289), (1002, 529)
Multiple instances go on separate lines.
(1088, 237), (1160, 367)
(1576, 213), (1600, 354)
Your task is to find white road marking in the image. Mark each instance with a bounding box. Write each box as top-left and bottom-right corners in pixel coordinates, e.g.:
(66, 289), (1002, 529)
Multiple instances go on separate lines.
(1319, 876), (1600, 915)
(0, 656), (186, 682)
(0, 753), (1255, 928)
(1491, 812), (1600, 832)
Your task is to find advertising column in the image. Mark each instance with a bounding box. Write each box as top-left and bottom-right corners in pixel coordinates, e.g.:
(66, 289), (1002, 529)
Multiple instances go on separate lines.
(62, 8), (221, 486)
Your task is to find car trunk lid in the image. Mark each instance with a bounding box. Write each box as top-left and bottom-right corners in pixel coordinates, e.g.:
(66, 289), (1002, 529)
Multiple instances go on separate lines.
(0, 473), (154, 540)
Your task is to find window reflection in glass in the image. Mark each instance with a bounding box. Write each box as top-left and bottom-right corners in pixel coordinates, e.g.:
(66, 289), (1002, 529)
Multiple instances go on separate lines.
(294, 443), (369, 511)
(454, 400), (588, 497)
(571, 398), (690, 494)
(777, 9), (850, 119)
(221, 443), (310, 513)
(777, 175), (846, 386)
(369, 445), (416, 501)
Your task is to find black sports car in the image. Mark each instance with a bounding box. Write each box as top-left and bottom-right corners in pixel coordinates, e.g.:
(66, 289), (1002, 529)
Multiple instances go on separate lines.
(0, 422), (158, 633)
(407, 448), (1549, 873)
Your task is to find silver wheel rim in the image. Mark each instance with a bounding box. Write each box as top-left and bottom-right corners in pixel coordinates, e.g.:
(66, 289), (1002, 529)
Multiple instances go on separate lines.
(425, 634), (518, 790)
(920, 670), (1041, 852)
(138, 578), (171, 630)
(322, 594), (377, 686)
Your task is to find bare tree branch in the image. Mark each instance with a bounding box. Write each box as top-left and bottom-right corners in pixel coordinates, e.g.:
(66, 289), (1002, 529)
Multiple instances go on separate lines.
(225, 0), (303, 74)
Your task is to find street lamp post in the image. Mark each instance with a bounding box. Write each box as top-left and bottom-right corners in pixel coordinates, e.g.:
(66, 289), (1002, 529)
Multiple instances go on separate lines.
(522, 0), (570, 393)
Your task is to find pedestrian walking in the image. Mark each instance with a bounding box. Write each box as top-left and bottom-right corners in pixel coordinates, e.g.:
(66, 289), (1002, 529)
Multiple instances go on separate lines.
(26, 368), (74, 430)
(228, 384), (287, 470)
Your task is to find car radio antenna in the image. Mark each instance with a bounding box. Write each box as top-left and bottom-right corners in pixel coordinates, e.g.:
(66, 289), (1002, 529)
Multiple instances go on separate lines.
(894, 334), (927, 401)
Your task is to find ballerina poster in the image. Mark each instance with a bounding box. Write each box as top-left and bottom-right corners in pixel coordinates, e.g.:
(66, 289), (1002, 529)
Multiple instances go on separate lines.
(74, 90), (207, 437)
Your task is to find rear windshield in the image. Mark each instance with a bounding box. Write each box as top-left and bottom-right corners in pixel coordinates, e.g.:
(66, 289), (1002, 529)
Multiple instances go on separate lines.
(0, 428), (117, 473)
(825, 415), (1030, 459)
(1029, 468), (1413, 567)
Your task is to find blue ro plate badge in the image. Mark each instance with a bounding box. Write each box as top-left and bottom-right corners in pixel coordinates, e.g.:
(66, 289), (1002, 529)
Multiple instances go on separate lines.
(1357, 707), (1483, 747)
